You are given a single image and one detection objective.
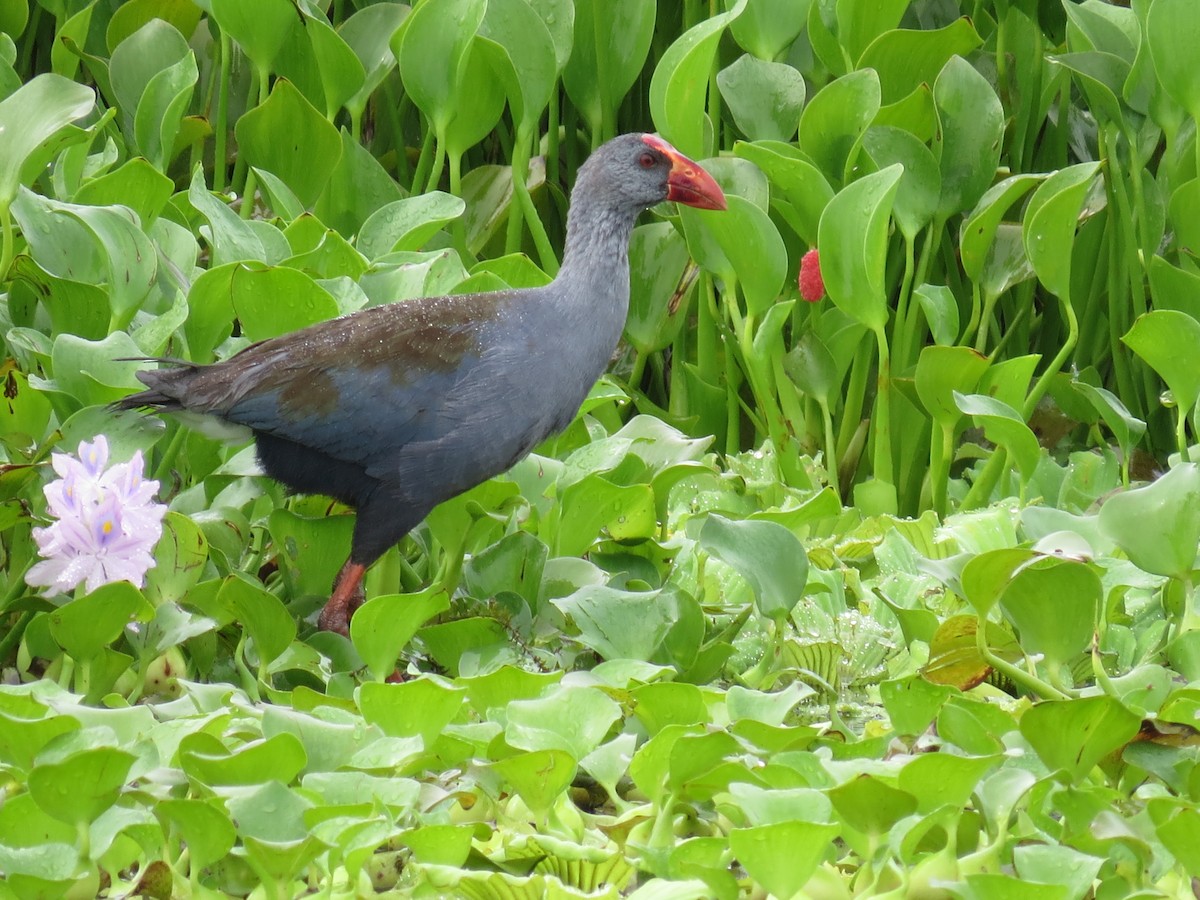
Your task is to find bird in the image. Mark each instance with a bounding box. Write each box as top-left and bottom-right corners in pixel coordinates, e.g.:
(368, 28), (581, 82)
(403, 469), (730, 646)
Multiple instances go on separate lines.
(113, 133), (726, 635)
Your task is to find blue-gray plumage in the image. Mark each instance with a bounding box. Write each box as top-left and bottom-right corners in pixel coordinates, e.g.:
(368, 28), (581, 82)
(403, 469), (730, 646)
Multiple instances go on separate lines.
(113, 133), (726, 633)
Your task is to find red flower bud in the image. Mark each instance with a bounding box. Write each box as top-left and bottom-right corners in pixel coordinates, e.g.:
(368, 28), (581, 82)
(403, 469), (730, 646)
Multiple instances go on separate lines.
(799, 249), (824, 303)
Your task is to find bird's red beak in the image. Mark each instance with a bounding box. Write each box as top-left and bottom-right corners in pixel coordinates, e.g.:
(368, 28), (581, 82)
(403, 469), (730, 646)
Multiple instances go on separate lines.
(642, 134), (727, 211)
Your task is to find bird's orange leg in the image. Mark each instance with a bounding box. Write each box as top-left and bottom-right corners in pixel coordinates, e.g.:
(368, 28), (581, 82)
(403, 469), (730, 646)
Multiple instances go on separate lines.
(319, 560), (368, 635)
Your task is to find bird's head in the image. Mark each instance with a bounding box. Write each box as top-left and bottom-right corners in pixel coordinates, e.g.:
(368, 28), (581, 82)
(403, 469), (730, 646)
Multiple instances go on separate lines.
(580, 133), (727, 215)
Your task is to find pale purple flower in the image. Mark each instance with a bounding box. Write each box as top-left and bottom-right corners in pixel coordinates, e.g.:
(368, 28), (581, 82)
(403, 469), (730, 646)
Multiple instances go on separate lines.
(26, 435), (166, 596)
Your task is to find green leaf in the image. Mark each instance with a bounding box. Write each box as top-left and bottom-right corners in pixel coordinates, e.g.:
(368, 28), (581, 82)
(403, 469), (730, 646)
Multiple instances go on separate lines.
(229, 262), (340, 343)
(1022, 162), (1100, 300)
(649, 0), (745, 158)
(862, 125), (940, 240)
(699, 514), (808, 621)
(340, 3), (410, 120)
(836, 0), (910, 63)
(716, 54), (805, 143)
(729, 821), (837, 899)
(28, 747), (135, 826)
(817, 163), (903, 332)
(479, 0), (558, 132)
(215, 574), (296, 668)
(999, 557), (1100, 669)
(959, 174), (1044, 285)
(505, 685), (622, 759)
(727, 0), (809, 61)
(933, 55), (1004, 218)
(1098, 462), (1200, 580)
(552, 584), (678, 661)
(680, 193), (786, 316)
(859, 17), (983, 105)
(955, 392), (1043, 486)
(350, 587), (450, 681)
(562, 0), (655, 141)
(1123, 309), (1200, 422)
(397, 0), (485, 135)
(828, 774), (918, 836)
(798, 68), (880, 186)
(624, 222), (692, 353)
(915, 346), (989, 430)
(0, 73), (94, 208)
(1019, 696), (1140, 783)
(235, 78), (343, 208)
(733, 140), (833, 246)
(180, 732), (307, 787)
(155, 799), (236, 870)
(1147, 0), (1200, 119)
(359, 677), (465, 747)
(209, 0), (298, 76)
(357, 193), (465, 260)
(491, 749), (576, 815)
(47, 578), (151, 662)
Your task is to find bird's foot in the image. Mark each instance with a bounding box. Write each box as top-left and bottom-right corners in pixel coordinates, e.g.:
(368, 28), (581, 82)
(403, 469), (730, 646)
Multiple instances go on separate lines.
(319, 561), (368, 636)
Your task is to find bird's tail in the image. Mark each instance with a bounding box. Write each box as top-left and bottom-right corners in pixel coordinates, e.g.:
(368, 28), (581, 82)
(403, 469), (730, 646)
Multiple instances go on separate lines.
(108, 358), (198, 413)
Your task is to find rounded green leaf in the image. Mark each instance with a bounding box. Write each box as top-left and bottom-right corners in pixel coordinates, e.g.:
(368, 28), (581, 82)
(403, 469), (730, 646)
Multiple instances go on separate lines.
(28, 747), (135, 826)
(0, 74), (94, 206)
(1147, 0), (1200, 119)
(479, 0), (558, 130)
(717, 54), (806, 143)
(798, 67), (880, 186)
(681, 193), (786, 316)
(397, 0), (486, 134)
(999, 558), (1100, 668)
(359, 677), (466, 746)
(1019, 696), (1140, 783)
(1123, 309), (1200, 420)
(357, 193), (466, 261)
(960, 174), (1044, 285)
(209, 0), (298, 75)
(730, 821), (837, 899)
(734, 140), (833, 245)
(862, 125), (940, 239)
(562, 0), (654, 140)
(229, 262), (340, 343)
(955, 391), (1043, 485)
(351, 587), (450, 681)
(1098, 462), (1200, 580)
(727, 0), (809, 61)
(933, 55), (1003, 218)
(859, 17), (983, 105)
(235, 78), (343, 208)
(915, 345), (989, 430)
(1022, 162), (1100, 300)
(649, 0), (745, 158)
(699, 513), (808, 622)
(624, 222), (692, 353)
(816, 164), (903, 331)
(48, 581), (153, 662)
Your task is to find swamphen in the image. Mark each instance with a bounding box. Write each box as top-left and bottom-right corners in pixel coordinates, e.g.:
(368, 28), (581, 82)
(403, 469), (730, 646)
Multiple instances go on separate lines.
(114, 133), (726, 634)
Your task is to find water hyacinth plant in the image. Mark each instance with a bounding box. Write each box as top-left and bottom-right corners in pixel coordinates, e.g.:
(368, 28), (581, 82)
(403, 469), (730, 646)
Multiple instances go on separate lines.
(25, 435), (166, 596)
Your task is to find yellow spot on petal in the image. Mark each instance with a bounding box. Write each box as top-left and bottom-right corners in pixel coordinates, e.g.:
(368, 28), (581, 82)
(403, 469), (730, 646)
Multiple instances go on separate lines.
(103, 520), (113, 534)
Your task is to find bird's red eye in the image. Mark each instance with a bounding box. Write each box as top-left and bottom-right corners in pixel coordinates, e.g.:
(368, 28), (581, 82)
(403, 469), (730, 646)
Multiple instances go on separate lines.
(638, 152), (657, 169)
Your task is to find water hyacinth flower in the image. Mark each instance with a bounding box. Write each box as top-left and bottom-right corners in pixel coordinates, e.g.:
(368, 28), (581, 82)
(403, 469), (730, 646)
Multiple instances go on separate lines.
(799, 248), (825, 303)
(26, 435), (166, 596)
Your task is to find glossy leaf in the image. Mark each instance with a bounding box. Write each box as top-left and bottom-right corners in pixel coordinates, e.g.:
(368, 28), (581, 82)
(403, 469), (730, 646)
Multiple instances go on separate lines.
(817, 164), (902, 332)
(1098, 463), (1200, 580)
(933, 56), (1004, 218)
(649, 0), (745, 159)
(717, 54), (805, 143)
(235, 79), (342, 208)
(798, 68), (880, 186)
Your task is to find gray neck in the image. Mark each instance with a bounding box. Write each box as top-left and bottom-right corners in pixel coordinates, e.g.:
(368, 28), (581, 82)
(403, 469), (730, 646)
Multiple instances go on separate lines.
(552, 171), (642, 342)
